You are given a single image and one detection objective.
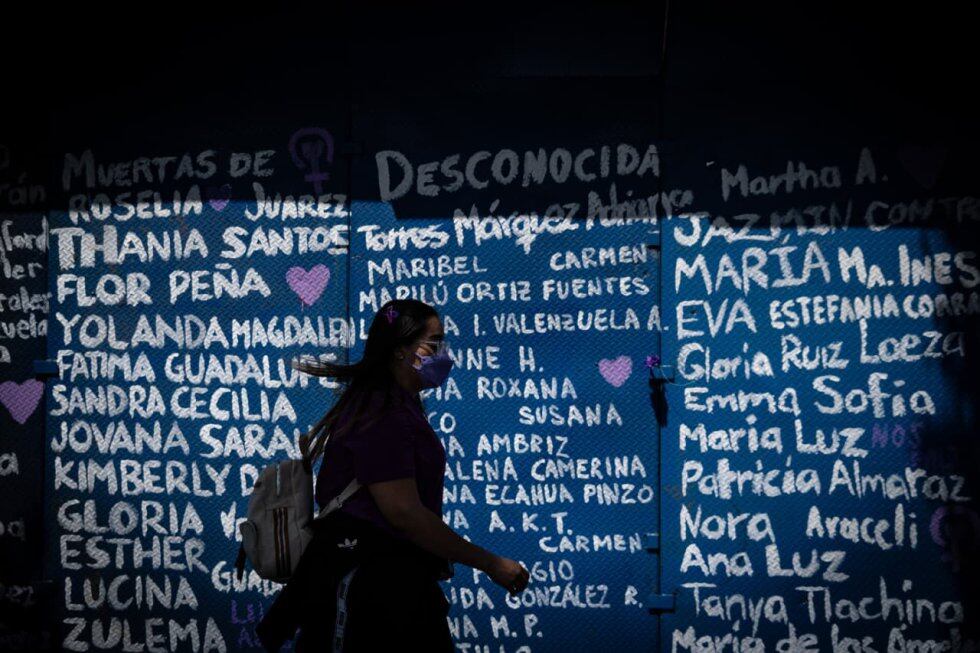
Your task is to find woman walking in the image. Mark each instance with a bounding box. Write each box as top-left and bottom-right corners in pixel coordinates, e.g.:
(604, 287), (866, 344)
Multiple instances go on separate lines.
(257, 298), (529, 652)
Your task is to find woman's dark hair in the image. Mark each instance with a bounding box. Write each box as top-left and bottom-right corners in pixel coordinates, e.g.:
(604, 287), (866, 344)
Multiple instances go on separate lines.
(292, 298), (438, 466)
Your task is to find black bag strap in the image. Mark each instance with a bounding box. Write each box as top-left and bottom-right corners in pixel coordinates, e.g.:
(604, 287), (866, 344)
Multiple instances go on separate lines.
(234, 543), (248, 581)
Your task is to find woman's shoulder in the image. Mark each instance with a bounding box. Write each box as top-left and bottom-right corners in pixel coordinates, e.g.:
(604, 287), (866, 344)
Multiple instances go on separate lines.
(337, 401), (416, 441)
(336, 388), (412, 417)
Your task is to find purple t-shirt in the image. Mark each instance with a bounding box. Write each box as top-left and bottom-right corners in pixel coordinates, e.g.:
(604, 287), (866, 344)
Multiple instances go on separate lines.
(314, 384), (446, 539)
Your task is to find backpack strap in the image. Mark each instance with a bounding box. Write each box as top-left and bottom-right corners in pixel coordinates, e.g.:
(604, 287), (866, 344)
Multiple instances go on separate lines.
(315, 478), (361, 520)
(303, 421), (362, 519)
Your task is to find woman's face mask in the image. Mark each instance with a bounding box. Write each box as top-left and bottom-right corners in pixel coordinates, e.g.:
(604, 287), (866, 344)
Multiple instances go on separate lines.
(410, 339), (453, 389)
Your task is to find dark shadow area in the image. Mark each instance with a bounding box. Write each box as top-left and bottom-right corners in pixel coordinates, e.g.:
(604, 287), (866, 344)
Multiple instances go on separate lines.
(655, 3), (980, 647)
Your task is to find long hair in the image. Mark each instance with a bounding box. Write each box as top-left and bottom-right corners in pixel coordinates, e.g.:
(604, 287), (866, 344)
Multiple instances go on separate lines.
(292, 298), (438, 467)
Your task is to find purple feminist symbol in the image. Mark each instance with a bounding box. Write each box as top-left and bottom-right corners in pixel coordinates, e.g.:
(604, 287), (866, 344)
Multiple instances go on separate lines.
(288, 128), (335, 195)
(384, 306), (399, 324)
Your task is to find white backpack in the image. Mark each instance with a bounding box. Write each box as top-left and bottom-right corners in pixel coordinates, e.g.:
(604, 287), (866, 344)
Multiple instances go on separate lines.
(234, 433), (360, 583)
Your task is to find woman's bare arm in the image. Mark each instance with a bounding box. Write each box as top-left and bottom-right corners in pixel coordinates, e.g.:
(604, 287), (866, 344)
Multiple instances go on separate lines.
(367, 478), (529, 594)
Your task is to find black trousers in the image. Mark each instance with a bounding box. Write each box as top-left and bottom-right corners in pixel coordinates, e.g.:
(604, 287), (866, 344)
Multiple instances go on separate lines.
(330, 557), (454, 652)
(277, 513), (454, 653)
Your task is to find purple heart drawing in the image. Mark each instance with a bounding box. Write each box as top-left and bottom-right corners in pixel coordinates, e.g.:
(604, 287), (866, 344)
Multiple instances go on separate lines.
(286, 265), (331, 307)
(598, 356), (632, 388)
(0, 379), (44, 425)
(897, 145), (947, 190)
(207, 183), (232, 211)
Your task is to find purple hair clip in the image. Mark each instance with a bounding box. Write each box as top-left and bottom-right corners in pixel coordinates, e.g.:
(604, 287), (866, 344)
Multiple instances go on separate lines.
(384, 306), (399, 324)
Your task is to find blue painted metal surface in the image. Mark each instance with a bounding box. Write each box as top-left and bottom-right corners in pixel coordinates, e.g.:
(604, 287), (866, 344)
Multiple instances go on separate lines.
(33, 115), (980, 653)
(658, 141), (979, 651)
(348, 200), (663, 650)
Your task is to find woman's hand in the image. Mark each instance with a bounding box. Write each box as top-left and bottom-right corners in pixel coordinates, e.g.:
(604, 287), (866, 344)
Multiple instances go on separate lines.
(367, 478), (531, 594)
(485, 555), (530, 595)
